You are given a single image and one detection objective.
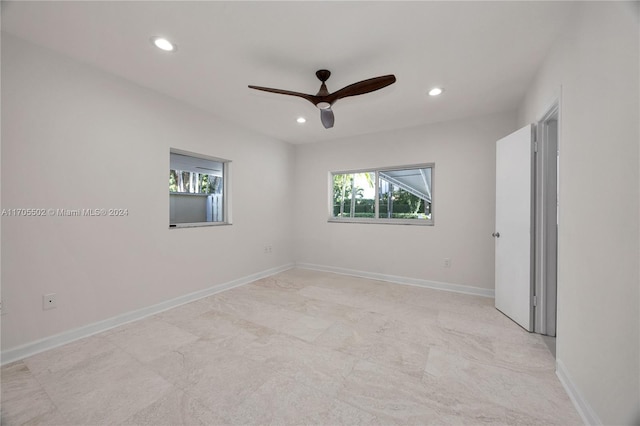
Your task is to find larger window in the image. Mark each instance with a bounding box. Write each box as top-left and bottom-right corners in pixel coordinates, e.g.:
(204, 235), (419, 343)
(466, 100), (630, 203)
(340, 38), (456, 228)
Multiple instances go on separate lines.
(330, 164), (433, 225)
(169, 149), (230, 228)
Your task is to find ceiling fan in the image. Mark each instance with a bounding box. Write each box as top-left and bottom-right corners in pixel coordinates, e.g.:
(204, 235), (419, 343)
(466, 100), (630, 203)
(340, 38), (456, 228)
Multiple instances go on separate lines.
(248, 70), (396, 129)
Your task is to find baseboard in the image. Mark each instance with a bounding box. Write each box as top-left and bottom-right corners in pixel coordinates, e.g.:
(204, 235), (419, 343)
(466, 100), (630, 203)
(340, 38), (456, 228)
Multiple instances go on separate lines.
(556, 359), (601, 425)
(1, 263), (295, 366)
(295, 262), (494, 298)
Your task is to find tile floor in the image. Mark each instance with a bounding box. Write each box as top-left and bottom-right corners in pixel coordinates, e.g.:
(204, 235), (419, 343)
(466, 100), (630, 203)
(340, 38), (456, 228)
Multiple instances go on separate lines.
(1, 269), (581, 425)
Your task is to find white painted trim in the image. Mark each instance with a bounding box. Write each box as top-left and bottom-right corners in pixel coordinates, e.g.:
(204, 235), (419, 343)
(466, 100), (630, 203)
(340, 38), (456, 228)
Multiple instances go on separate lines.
(1, 263), (294, 366)
(556, 359), (602, 425)
(296, 262), (494, 298)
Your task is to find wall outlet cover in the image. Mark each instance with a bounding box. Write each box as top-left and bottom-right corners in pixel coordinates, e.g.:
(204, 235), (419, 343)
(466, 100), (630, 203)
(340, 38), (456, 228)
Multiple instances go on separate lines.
(43, 293), (57, 310)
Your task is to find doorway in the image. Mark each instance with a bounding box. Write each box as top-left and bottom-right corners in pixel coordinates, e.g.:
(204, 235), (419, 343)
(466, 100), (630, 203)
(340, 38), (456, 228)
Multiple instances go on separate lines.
(534, 103), (559, 341)
(493, 104), (559, 348)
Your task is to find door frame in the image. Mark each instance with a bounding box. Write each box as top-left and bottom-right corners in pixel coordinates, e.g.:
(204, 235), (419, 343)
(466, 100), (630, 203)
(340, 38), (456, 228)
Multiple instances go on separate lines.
(534, 100), (560, 336)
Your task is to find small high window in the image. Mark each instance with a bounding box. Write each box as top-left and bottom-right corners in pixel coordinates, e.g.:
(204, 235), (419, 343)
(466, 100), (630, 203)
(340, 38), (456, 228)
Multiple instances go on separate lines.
(330, 164), (433, 225)
(169, 149), (230, 227)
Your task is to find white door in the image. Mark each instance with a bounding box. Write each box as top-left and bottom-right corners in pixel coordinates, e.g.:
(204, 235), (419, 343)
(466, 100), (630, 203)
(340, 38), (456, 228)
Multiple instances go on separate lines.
(495, 124), (534, 331)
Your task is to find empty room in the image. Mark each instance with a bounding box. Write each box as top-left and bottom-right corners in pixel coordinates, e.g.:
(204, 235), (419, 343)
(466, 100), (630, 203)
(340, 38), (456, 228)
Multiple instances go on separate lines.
(1, 1), (638, 425)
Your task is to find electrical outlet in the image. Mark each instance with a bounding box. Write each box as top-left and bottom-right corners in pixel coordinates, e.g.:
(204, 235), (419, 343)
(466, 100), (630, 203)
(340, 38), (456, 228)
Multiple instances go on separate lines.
(264, 245), (273, 254)
(0, 299), (5, 315)
(43, 293), (57, 310)
(443, 258), (452, 268)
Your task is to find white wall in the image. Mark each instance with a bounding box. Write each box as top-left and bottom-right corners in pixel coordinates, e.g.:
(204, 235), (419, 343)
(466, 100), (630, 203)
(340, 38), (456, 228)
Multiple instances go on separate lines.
(1, 36), (295, 351)
(518, 2), (639, 424)
(293, 112), (516, 291)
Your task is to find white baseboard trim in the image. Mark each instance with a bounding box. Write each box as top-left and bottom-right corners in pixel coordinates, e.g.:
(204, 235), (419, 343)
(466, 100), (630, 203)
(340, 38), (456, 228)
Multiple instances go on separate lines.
(556, 359), (601, 425)
(1, 263), (295, 366)
(295, 262), (494, 298)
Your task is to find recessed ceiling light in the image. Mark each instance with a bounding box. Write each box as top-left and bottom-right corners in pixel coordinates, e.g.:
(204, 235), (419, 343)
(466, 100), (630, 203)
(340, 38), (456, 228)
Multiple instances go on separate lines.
(429, 87), (443, 96)
(296, 117), (307, 124)
(151, 37), (176, 52)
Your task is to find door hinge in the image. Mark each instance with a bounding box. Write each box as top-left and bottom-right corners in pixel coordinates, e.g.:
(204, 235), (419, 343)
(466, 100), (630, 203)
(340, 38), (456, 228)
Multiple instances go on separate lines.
(533, 296), (538, 307)
(534, 141), (538, 153)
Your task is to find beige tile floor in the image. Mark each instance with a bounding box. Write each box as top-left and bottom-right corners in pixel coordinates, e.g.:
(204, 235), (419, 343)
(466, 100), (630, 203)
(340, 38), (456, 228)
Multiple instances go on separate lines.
(1, 269), (581, 425)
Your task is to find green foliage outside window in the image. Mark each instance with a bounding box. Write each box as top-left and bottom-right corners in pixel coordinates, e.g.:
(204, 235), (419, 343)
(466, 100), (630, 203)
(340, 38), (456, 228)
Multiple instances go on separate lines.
(169, 169), (221, 194)
(333, 173), (375, 218)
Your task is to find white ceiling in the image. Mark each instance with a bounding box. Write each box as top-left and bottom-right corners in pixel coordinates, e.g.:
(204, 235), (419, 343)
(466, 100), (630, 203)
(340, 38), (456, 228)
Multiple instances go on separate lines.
(2, 1), (578, 144)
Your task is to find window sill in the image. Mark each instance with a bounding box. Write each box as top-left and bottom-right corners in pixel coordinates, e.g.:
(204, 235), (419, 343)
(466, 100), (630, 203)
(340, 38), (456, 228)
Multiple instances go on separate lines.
(328, 218), (434, 226)
(169, 222), (231, 229)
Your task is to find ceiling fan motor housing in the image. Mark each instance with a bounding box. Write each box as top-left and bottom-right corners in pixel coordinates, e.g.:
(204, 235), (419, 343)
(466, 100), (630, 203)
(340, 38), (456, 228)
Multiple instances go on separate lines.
(316, 69), (331, 82)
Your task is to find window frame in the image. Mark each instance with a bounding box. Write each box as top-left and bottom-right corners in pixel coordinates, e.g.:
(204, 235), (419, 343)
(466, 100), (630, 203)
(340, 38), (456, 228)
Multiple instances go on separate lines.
(328, 163), (434, 226)
(169, 148), (232, 229)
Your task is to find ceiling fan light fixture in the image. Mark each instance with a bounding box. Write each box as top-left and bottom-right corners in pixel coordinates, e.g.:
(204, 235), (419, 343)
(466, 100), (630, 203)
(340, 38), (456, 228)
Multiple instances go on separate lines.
(428, 87), (443, 96)
(151, 37), (176, 52)
(316, 102), (331, 110)
(296, 117), (306, 124)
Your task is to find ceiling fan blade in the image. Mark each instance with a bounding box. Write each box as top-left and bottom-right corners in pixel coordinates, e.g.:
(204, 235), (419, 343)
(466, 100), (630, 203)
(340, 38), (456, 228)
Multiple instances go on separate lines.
(248, 85), (317, 104)
(320, 108), (335, 129)
(327, 75), (396, 103)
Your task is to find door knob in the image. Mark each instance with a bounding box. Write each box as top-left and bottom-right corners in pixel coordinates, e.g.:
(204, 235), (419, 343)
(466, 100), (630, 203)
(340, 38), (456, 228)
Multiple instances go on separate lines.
(492, 232), (500, 238)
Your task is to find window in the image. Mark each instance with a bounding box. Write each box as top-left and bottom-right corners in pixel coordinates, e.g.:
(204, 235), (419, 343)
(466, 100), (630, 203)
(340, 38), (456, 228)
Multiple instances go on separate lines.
(330, 164), (433, 225)
(169, 149), (230, 228)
